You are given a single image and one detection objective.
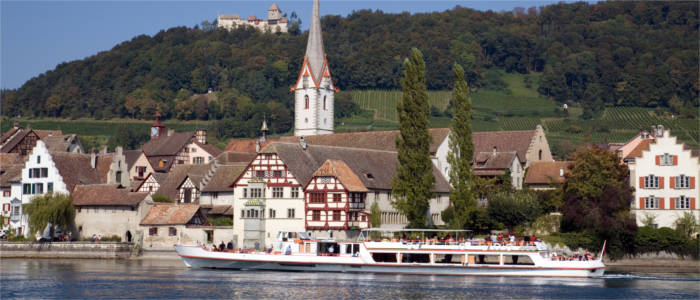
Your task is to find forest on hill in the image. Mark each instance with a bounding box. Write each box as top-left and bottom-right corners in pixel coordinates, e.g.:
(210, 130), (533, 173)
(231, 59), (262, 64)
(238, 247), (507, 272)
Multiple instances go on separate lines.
(1, 1), (698, 138)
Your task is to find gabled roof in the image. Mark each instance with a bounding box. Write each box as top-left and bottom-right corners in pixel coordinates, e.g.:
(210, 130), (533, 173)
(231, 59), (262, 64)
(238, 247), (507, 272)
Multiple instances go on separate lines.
(42, 134), (81, 152)
(154, 164), (209, 201)
(0, 128), (19, 144)
(142, 131), (194, 157)
(259, 142), (449, 193)
(140, 204), (206, 225)
(193, 141), (223, 157)
(202, 163), (247, 192)
(0, 154), (23, 187)
(278, 128), (451, 155)
(524, 161), (572, 185)
(472, 130), (536, 164)
(33, 130), (62, 139)
(123, 150), (143, 169)
(94, 153), (115, 183)
(224, 138), (277, 153)
(311, 160), (368, 192)
(215, 151), (257, 164)
(72, 184), (148, 206)
(50, 152), (102, 192)
(625, 139), (654, 160)
(0, 129), (38, 153)
(473, 151), (518, 176)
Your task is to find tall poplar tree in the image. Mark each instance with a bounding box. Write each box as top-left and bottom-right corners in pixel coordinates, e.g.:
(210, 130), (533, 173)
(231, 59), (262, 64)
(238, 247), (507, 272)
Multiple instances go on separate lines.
(392, 48), (434, 228)
(443, 63), (477, 229)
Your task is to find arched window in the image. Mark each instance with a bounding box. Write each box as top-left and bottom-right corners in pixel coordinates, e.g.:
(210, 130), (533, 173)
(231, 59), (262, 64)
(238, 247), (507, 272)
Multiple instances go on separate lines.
(304, 95), (309, 109)
(323, 96), (327, 110)
(538, 150), (542, 160)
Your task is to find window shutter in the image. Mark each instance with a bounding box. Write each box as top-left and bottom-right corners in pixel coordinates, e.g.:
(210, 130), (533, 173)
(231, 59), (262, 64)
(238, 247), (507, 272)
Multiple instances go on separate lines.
(659, 197), (665, 209)
(655, 155), (660, 165)
(670, 198), (676, 210)
(670, 177), (675, 189)
(672, 155), (678, 165)
(639, 177), (644, 188)
(639, 198), (645, 209)
(691, 198), (696, 210)
(659, 176), (664, 189)
(691, 177), (696, 189)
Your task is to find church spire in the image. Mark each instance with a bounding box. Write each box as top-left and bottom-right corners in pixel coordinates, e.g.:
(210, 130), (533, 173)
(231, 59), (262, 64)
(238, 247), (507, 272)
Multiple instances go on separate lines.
(305, 0), (326, 84)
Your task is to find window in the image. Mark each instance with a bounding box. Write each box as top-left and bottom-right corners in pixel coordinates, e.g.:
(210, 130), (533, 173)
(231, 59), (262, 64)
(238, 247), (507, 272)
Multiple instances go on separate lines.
(264, 154), (273, 159)
(538, 150), (542, 160)
(312, 210), (321, 221)
(211, 192), (218, 199)
(645, 197), (659, 209)
(273, 170), (283, 178)
(208, 156), (213, 162)
(269, 209), (276, 218)
(676, 196), (691, 209)
(137, 166), (146, 178)
(169, 227), (177, 236)
(660, 153), (674, 165)
(323, 96), (327, 110)
(309, 193), (325, 203)
(675, 175), (691, 189)
(23, 184), (30, 195)
(333, 194), (342, 202)
(272, 187), (283, 198)
(33, 183), (43, 194)
(193, 157), (204, 164)
(287, 208), (295, 218)
(304, 95), (309, 109)
(2, 190), (9, 197)
(12, 206), (20, 216)
(28, 169), (32, 178)
(243, 188), (247, 198)
(41, 168), (48, 177)
(333, 211), (341, 221)
(251, 188), (263, 198)
(291, 187), (299, 198)
(644, 175), (660, 189)
(255, 171), (265, 178)
(149, 227), (158, 236)
(116, 171), (122, 183)
(191, 147), (197, 153)
(241, 210), (245, 218)
(47, 182), (53, 193)
(37, 156), (41, 164)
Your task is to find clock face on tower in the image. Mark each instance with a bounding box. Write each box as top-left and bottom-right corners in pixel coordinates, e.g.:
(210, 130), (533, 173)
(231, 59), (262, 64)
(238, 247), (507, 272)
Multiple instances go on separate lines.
(151, 127), (159, 137)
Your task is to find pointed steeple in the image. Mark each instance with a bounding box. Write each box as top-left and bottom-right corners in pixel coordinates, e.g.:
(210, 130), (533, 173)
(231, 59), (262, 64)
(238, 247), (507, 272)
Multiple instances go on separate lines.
(305, 0), (326, 84)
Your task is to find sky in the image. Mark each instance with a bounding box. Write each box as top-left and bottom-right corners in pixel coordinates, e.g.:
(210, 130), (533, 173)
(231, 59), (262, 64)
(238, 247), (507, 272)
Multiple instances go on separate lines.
(1, 1), (575, 90)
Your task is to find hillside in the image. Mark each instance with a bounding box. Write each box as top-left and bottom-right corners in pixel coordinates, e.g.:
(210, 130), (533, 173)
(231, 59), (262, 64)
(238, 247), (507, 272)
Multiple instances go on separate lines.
(1, 1), (698, 125)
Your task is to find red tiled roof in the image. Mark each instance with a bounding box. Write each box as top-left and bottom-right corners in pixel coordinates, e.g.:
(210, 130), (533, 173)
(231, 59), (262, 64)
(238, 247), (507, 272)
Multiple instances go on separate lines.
(0, 129), (38, 153)
(278, 128), (451, 154)
(625, 139), (654, 159)
(72, 184), (148, 206)
(202, 163), (247, 192)
(524, 161), (572, 185)
(312, 160), (368, 192)
(215, 151), (257, 164)
(94, 153), (115, 183)
(224, 138), (277, 153)
(142, 132), (194, 157)
(50, 152), (102, 192)
(123, 150), (143, 169)
(33, 130), (63, 139)
(195, 141), (223, 157)
(140, 204), (204, 225)
(42, 134), (80, 152)
(472, 130), (536, 164)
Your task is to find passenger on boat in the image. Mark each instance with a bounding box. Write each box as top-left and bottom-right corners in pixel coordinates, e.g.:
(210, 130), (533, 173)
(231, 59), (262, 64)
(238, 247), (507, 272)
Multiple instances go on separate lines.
(285, 245), (292, 255)
(219, 241), (226, 251)
(227, 241), (233, 250)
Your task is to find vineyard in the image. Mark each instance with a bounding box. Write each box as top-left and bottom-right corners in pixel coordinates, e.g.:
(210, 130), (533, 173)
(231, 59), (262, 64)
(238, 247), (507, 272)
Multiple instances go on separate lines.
(351, 90), (452, 122)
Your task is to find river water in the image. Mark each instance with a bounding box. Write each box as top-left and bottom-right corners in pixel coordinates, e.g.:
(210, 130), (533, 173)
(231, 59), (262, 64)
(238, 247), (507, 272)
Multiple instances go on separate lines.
(1, 258), (698, 299)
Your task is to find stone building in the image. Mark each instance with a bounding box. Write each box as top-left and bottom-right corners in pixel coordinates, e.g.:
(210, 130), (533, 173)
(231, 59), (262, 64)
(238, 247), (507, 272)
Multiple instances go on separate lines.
(218, 3), (288, 33)
(140, 204), (226, 251)
(73, 184), (152, 243)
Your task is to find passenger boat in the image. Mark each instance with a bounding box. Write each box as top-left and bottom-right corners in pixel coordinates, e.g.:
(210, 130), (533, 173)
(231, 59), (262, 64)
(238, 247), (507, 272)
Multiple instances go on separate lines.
(175, 229), (606, 278)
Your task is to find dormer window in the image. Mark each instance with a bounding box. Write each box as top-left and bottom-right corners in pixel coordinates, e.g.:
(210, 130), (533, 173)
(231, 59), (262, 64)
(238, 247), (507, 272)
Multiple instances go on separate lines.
(365, 173), (374, 179)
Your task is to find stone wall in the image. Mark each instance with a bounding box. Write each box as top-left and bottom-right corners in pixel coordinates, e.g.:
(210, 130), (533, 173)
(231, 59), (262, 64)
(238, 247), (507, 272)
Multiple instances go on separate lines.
(0, 241), (134, 259)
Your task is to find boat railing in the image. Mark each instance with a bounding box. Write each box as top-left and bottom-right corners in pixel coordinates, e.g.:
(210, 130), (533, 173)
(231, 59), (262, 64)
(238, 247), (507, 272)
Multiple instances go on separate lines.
(367, 239), (540, 248)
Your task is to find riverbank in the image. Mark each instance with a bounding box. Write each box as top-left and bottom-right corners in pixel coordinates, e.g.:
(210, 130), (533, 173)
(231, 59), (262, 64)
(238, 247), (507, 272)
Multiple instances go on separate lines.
(0, 241), (133, 259)
(605, 255), (700, 273)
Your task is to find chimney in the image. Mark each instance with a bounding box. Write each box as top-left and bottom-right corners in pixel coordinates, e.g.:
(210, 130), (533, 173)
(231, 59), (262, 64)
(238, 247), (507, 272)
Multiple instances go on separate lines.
(116, 146), (123, 156)
(656, 125), (664, 137)
(559, 167), (564, 177)
(195, 129), (207, 144)
(167, 129), (175, 137)
(300, 136), (307, 150)
(13, 122), (19, 129)
(90, 152), (97, 169)
(256, 140), (261, 153)
(492, 146), (497, 155)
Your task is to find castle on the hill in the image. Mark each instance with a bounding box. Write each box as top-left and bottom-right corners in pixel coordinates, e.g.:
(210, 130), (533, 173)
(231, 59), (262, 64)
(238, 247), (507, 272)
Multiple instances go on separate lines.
(217, 3), (288, 33)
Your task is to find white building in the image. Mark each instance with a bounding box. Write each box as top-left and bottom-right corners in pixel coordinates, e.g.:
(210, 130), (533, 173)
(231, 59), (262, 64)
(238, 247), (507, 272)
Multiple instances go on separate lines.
(628, 126), (699, 228)
(218, 3), (288, 33)
(0, 153), (23, 228)
(291, 0), (335, 136)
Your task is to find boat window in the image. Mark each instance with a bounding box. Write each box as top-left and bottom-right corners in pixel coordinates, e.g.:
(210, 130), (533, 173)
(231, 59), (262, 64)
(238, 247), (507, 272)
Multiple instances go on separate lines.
(474, 255), (500, 265)
(504, 255), (535, 265)
(401, 253), (430, 264)
(434, 254), (463, 264)
(318, 242), (339, 256)
(371, 252), (397, 263)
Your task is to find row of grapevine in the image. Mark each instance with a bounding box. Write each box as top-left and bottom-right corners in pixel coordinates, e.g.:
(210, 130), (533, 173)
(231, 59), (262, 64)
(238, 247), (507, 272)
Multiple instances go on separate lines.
(499, 118), (541, 131)
(351, 90), (453, 123)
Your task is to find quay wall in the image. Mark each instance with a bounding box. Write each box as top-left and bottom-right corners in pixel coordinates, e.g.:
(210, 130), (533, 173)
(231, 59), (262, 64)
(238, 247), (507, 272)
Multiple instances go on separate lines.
(0, 242), (133, 259)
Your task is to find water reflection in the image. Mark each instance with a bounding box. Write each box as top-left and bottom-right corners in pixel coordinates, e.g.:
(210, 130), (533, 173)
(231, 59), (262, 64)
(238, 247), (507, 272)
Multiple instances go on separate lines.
(2, 259), (698, 299)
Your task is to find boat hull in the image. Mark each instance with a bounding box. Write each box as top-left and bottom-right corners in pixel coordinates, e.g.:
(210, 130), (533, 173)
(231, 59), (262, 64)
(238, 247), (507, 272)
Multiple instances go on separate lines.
(176, 245), (605, 278)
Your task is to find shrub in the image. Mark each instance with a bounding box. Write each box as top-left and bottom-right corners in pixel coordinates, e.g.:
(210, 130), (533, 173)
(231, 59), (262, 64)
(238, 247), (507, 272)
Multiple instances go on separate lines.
(152, 194), (172, 203)
(211, 217), (233, 226)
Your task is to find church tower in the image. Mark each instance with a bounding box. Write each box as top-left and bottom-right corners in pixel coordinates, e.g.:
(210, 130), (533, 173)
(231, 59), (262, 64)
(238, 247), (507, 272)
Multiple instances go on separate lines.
(292, 0), (335, 136)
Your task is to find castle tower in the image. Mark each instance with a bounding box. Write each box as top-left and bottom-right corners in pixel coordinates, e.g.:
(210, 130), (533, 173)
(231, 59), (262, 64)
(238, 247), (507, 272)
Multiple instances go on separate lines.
(268, 3), (282, 20)
(291, 0), (335, 136)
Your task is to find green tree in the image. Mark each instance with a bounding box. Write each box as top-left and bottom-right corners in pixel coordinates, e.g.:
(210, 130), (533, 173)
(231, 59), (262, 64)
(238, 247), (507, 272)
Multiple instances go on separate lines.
(152, 194), (173, 203)
(443, 64), (476, 229)
(22, 193), (75, 238)
(107, 124), (149, 151)
(674, 212), (699, 238)
(561, 146), (637, 259)
(487, 190), (542, 232)
(392, 48), (434, 228)
(370, 201), (381, 228)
